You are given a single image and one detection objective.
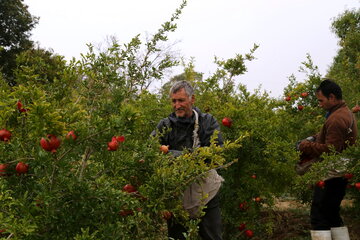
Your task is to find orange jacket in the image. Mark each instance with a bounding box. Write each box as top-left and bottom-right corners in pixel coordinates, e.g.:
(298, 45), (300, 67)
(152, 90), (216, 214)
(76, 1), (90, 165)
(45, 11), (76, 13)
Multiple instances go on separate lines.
(299, 102), (358, 158)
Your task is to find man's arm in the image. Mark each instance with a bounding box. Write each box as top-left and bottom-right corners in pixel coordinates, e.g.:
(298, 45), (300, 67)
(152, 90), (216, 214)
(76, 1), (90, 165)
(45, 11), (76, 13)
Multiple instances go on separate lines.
(203, 115), (223, 147)
(299, 120), (346, 156)
(213, 117), (224, 147)
(151, 119), (184, 157)
(151, 119), (169, 146)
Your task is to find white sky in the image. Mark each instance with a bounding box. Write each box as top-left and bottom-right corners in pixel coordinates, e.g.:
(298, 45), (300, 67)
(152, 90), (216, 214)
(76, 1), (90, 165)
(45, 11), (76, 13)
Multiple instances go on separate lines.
(24, 0), (359, 97)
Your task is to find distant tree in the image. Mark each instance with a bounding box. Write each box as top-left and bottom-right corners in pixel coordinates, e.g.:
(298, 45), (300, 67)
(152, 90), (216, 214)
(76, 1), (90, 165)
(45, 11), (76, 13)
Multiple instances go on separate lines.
(159, 59), (203, 98)
(15, 47), (67, 85)
(13, 47), (77, 101)
(0, 0), (38, 85)
(327, 9), (360, 104)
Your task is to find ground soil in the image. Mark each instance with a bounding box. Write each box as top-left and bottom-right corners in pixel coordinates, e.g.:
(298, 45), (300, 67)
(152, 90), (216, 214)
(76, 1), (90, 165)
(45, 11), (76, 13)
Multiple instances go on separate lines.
(263, 199), (360, 240)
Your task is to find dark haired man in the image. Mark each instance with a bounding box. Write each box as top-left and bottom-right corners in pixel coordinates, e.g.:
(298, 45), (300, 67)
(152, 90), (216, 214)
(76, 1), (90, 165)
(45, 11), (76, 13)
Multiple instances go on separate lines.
(299, 79), (357, 240)
(152, 81), (223, 240)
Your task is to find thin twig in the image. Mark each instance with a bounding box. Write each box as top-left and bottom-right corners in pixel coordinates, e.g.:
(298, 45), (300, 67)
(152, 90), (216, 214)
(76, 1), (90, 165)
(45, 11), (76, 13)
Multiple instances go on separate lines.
(79, 147), (93, 181)
(6, 158), (35, 164)
(49, 154), (58, 191)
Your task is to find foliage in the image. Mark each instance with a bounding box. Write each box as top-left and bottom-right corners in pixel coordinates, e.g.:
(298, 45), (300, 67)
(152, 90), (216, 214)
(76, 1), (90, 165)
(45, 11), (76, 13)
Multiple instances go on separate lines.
(15, 47), (68, 85)
(0, 0), (38, 85)
(328, 9), (360, 106)
(0, 2), (360, 239)
(293, 144), (360, 204)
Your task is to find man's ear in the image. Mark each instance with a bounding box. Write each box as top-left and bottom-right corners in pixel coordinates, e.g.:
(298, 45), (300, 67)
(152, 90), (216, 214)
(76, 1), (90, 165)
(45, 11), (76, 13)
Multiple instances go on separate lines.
(191, 94), (195, 104)
(328, 93), (336, 101)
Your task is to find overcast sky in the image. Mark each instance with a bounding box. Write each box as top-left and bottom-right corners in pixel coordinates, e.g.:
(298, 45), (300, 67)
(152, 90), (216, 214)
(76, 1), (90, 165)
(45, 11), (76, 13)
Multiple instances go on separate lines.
(24, 0), (359, 97)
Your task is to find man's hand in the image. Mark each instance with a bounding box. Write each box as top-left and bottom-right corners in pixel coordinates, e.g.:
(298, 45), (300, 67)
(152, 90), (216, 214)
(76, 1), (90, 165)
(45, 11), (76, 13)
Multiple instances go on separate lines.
(160, 145), (169, 154)
(352, 105), (360, 113)
(296, 136), (316, 151)
(305, 136), (316, 142)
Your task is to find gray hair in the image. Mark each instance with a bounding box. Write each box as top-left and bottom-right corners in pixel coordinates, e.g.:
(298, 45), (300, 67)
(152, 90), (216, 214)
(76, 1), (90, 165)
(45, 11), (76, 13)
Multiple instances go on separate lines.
(169, 81), (194, 98)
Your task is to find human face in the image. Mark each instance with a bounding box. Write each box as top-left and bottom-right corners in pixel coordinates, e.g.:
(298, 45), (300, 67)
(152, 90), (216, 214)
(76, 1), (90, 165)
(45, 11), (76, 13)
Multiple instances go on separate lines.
(316, 90), (336, 110)
(171, 88), (195, 118)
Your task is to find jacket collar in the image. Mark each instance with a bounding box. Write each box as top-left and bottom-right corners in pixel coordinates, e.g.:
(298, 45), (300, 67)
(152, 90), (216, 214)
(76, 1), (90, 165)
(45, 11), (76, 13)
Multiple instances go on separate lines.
(326, 101), (346, 119)
(168, 107), (202, 125)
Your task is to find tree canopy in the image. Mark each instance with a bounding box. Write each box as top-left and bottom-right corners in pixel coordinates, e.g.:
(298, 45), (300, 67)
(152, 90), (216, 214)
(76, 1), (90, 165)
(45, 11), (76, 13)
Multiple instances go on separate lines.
(0, 0), (38, 85)
(328, 9), (360, 104)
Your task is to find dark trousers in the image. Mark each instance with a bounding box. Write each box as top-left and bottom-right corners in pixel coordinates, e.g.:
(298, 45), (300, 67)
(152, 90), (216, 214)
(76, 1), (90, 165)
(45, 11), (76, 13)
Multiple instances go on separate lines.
(311, 177), (348, 230)
(167, 194), (222, 240)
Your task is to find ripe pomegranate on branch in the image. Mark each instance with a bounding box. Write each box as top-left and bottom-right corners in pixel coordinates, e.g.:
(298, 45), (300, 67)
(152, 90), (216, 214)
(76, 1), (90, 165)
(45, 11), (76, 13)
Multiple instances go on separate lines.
(40, 135), (61, 153)
(0, 129), (11, 142)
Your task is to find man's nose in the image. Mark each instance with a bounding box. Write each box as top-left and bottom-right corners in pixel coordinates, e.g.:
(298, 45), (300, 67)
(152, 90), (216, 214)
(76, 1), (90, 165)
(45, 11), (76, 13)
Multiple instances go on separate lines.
(173, 101), (180, 108)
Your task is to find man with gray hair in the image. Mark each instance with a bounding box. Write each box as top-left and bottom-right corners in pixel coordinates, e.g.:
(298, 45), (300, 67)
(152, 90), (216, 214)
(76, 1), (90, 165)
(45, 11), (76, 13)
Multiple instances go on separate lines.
(152, 80), (224, 240)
